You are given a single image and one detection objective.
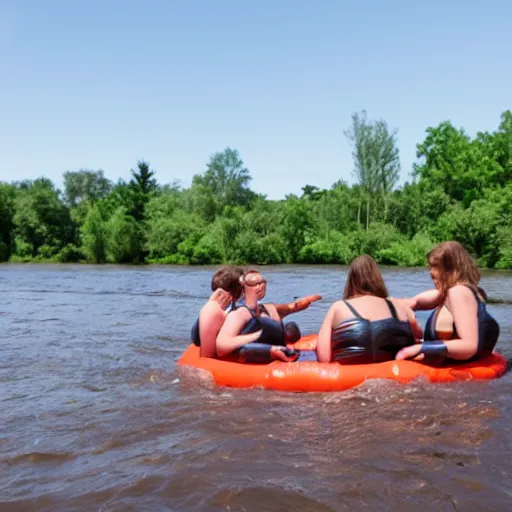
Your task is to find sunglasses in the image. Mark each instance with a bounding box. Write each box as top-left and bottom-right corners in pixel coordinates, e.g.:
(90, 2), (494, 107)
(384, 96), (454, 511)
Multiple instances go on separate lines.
(245, 279), (267, 287)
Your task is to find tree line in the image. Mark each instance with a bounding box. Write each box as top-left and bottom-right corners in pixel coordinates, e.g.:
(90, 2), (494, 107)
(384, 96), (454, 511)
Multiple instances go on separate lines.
(1, 111), (511, 269)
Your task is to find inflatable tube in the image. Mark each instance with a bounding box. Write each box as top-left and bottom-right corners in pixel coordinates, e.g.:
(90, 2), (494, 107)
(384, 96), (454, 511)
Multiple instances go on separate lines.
(177, 334), (508, 392)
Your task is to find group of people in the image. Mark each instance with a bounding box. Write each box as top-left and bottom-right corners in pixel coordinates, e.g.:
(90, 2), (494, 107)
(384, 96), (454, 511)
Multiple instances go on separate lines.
(190, 241), (501, 366)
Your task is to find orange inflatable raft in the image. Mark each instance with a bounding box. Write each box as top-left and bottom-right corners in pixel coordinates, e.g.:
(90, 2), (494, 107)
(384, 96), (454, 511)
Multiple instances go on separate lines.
(177, 334), (508, 392)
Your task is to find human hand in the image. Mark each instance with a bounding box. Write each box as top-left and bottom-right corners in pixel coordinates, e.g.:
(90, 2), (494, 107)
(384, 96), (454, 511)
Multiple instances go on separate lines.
(270, 346), (300, 362)
(274, 294), (323, 317)
(208, 288), (232, 309)
(293, 294), (322, 312)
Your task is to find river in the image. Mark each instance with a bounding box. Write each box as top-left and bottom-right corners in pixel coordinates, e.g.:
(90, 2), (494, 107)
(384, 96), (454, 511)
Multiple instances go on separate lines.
(1, 264), (511, 511)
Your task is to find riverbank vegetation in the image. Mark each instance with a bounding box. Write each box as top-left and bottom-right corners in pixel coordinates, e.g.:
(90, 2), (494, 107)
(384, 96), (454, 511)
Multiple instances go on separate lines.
(1, 111), (511, 269)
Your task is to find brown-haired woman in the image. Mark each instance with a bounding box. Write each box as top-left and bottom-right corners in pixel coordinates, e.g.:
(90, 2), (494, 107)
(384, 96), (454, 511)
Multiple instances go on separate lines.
(396, 241), (500, 364)
(191, 266), (261, 358)
(216, 268), (301, 362)
(316, 255), (421, 363)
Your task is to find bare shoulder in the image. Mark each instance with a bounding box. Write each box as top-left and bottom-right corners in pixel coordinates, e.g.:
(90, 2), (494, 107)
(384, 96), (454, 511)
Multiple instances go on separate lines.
(389, 297), (414, 309)
(227, 307), (251, 321)
(388, 297), (416, 321)
(328, 299), (352, 322)
(199, 301), (225, 323)
(446, 285), (478, 310)
(329, 300), (346, 313)
(447, 285), (475, 300)
(388, 297), (408, 311)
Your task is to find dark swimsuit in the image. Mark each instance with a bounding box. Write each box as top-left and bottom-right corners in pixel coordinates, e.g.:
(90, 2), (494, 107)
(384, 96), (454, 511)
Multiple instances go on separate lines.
(225, 304), (300, 363)
(423, 286), (500, 359)
(190, 303), (272, 347)
(192, 303), (300, 363)
(191, 318), (200, 346)
(331, 299), (416, 364)
(237, 305), (287, 346)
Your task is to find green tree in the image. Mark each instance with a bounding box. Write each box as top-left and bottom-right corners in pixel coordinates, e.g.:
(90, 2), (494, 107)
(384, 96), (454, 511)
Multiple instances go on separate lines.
(344, 111), (400, 227)
(81, 203), (108, 263)
(146, 210), (205, 260)
(191, 148), (257, 221)
(413, 121), (500, 206)
(278, 197), (317, 261)
(301, 184), (325, 201)
(127, 160), (158, 222)
(0, 183), (16, 261)
(12, 178), (73, 258)
(476, 110), (512, 187)
(387, 182), (452, 237)
(312, 181), (359, 234)
(106, 207), (142, 263)
(63, 169), (112, 207)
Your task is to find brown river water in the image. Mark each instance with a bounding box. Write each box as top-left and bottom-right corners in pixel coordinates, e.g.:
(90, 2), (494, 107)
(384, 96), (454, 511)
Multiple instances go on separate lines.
(1, 264), (512, 511)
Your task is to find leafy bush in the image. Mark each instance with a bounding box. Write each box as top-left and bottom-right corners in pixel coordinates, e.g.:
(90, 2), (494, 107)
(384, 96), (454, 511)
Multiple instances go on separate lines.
(377, 233), (434, 266)
(56, 244), (84, 263)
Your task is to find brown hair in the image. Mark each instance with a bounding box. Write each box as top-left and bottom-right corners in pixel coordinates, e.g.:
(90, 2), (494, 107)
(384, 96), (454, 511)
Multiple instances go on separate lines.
(211, 266), (244, 300)
(343, 255), (388, 299)
(427, 241), (480, 293)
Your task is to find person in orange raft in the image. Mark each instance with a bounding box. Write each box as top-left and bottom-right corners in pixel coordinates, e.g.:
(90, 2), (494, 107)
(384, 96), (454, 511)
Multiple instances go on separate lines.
(217, 268), (318, 362)
(396, 241), (500, 365)
(191, 266), (321, 360)
(316, 255), (422, 364)
(190, 267), (260, 358)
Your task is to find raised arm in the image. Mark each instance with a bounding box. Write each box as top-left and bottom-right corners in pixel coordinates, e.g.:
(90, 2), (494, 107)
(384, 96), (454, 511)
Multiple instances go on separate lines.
(273, 294), (322, 318)
(411, 289), (444, 310)
(198, 289), (235, 358)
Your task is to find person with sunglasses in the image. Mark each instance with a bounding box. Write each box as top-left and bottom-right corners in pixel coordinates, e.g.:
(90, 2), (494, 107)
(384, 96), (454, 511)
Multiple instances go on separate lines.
(234, 274), (322, 321)
(191, 267), (262, 358)
(216, 269), (304, 362)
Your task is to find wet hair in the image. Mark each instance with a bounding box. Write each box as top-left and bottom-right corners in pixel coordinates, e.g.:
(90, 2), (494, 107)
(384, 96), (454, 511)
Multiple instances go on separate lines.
(427, 241), (480, 294)
(343, 255), (388, 299)
(211, 266), (244, 300)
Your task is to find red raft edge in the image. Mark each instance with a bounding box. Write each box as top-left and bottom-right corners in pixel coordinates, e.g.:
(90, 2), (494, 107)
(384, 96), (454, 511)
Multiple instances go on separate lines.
(177, 335), (508, 393)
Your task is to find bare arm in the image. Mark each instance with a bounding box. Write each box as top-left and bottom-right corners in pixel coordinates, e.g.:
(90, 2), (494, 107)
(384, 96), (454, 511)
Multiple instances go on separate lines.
(273, 294), (322, 318)
(406, 306), (423, 341)
(443, 285), (479, 360)
(198, 288), (233, 358)
(388, 298), (423, 341)
(216, 310), (262, 357)
(412, 289), (444, 310)
(316, 303), (337, 363)
(199, 303), (226, 358)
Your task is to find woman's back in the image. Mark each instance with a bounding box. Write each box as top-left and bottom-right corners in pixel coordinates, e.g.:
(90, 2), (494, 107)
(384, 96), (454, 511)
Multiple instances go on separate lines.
(330, 296), (416, 364)
(316, 255), (421, 364)
(331, 296), (411, 325)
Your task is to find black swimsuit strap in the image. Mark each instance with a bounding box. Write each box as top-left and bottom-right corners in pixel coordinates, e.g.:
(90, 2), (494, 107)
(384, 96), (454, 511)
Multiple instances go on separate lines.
(260, 304), (271, 317)
(385, 299), (398, 319)
(462, 284), (483, 304)
(238, 304), (258, 318)
(343, 300), (362, 319)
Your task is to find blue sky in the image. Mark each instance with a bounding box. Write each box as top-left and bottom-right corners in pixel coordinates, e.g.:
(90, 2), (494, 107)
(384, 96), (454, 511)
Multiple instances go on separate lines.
(1, 0), (511, 200)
